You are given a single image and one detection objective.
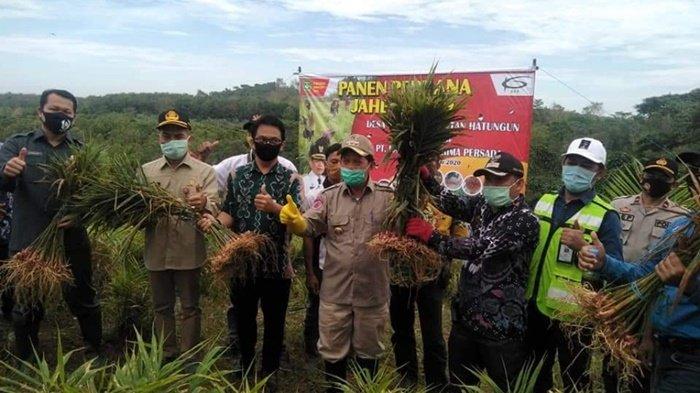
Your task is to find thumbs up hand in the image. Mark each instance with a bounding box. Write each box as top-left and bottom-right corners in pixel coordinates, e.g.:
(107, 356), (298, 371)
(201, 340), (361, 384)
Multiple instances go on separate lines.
(254, 183), (280, 214)
(279, 194), (307, 235)
(578, 231), (606, 271)
(561, 219), (586, 251)
(3, 147), (28, 178)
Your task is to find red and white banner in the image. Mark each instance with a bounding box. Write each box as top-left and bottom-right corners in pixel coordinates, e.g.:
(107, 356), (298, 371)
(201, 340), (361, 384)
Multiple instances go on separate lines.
(298, 69), (535, 195)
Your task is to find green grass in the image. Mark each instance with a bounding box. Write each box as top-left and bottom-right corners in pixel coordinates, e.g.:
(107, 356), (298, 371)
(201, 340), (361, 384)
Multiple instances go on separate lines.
(0, 235), (615, 392)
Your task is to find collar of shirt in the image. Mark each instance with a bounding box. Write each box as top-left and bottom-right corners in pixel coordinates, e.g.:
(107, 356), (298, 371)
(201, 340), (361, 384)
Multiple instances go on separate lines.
(557, 186), (596, 205)
(340, 180), (375, 198)
(633, 192), (678, 214)
(31, 128), (77, 145)
(157, 153), (195, 170)
(251, 159), (282, 175)
(323, 177), (337, 188)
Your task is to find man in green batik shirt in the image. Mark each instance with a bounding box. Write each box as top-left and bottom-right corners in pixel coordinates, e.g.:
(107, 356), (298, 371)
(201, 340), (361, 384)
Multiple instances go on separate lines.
(199, 115), (303, 383)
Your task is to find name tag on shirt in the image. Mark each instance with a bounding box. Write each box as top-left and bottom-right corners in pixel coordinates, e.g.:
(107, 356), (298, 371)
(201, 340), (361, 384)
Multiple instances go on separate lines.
(558, 244), (574, 264)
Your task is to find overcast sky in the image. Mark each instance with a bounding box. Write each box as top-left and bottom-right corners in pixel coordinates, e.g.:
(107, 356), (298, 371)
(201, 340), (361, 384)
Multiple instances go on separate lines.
(1, 0), (698, 113)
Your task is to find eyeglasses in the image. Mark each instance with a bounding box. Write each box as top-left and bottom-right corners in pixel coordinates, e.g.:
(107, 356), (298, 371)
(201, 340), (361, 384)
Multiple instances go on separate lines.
(254, 137), (283, 146)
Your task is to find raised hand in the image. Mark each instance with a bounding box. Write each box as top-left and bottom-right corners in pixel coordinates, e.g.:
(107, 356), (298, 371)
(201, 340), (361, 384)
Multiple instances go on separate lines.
(3, 147), (27, 178)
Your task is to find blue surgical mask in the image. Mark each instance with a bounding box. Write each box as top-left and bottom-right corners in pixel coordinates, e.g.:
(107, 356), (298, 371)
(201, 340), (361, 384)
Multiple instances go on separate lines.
(160, 139), (188, 160)
(562, 165), (596, 193)
(340, 167), (367, 187)
(483, 184), (515, 208)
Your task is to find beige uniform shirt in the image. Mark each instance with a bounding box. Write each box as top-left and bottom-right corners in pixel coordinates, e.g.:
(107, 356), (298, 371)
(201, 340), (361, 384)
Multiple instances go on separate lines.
(303, 181), (393, 307)
(141, 154), (219, 271)
(612, 193), (688, 263)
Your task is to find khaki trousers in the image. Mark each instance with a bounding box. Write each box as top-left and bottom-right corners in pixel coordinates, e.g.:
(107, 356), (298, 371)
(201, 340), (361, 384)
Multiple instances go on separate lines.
(149, 268), (201, 358)
(318, 299), (388, 362)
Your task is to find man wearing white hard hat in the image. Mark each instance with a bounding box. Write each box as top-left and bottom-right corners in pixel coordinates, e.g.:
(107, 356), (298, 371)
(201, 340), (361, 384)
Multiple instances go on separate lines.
(525, 137), (623, 392)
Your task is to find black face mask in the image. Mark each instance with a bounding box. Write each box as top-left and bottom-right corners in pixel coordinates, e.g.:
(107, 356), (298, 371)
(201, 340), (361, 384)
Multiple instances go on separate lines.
(254, 142), (281, 162)
(641, 177), (672, 198)
(42, 111), (74, 134)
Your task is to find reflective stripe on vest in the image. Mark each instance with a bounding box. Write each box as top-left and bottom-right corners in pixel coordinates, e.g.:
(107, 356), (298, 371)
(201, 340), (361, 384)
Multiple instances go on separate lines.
(526, 193), (613, 320)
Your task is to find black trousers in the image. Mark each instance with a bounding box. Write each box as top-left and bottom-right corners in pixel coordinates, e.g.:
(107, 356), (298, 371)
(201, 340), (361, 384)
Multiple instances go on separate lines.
(0, 243), (14, 318)
(12, 246), (102, 360)
(448, 321), (528, 391)
(231, 276), (291, 375)
(303, 264), (322, 353)
(651, 338), (700, 393)
(390, 280), (448, 389)
(527, 302), (591, 393)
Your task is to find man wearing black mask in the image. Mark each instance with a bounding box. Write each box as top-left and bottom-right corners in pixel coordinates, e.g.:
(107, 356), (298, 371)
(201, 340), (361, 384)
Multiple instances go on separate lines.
(198, 115), (303, 388)
(0, 89), (102, 360)
(606, 156), (688, 392)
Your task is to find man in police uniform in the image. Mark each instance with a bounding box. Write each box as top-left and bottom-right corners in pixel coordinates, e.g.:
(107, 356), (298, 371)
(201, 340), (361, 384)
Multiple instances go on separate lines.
(614, 157), (688, 263)
(526, 137), (623, 392)
(278, 134), (394, 391)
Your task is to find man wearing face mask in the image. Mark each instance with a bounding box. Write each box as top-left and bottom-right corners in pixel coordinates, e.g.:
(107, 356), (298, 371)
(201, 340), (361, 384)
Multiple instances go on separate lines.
(199, 115), (303, 384)
(277, 134), (393, 391)
(403, 152), (539, 391)
(0, 89), (102, 360)
(614, 157), (688, 263)
(140, 109), (219, 361)
(526, 137), (623, 392)
(213, 114), (297, 193)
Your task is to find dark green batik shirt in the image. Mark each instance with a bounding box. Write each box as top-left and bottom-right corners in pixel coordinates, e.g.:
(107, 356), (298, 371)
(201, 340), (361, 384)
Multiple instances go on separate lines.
(222, 160), (304, 278)
(0, 129), (89, 253)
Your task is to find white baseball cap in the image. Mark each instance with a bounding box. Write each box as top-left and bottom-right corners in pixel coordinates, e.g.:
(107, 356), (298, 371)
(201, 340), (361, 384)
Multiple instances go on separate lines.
(562, 137), (606, 166)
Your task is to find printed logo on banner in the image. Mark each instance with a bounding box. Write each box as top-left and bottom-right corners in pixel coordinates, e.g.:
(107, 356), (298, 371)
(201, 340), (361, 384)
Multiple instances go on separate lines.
(300, 77), (331, 97)
(489, 73), (534, 96)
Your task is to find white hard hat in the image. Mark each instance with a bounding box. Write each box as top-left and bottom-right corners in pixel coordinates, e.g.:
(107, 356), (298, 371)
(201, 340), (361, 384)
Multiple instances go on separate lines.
(562, 137), (606, 166)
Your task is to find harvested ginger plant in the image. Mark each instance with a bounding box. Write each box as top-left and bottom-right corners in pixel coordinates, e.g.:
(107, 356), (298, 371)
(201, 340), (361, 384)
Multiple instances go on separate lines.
(207, 225), (278, 283)
(367, 64), (465, 287)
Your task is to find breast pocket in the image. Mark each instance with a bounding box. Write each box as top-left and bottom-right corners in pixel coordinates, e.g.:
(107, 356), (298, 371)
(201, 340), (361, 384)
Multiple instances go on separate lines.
(651, 224), (666, 240)
(621, 219), (633, 244)
(23, 155), (46, 183)
(364, 212), (383, 236)
(328, 214), (350, 241)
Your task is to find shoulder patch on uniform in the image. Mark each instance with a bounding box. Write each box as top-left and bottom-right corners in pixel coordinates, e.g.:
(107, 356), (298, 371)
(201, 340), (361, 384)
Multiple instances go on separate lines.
(620, 213), (635, 222)
(619, 206), (631, 213)
(654, 219), (670, 229)
(322, 183), (342, 193)
(311, 193), (325, 210)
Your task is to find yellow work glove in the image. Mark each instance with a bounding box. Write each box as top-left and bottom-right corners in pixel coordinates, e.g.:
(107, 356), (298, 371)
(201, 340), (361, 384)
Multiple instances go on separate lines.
(279, 195), (307, 235)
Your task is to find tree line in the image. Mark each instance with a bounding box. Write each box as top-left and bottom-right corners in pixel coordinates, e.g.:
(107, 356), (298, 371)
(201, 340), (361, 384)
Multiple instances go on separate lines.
(0, 83), (697, 199)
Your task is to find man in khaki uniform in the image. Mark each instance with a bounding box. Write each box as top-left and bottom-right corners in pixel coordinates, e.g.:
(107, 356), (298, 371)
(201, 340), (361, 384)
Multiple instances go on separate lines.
(278, 134), (393, 391)
(606, 156), (688, 393)
(141, 109), (219, 359)
(613, 157), (688, 262)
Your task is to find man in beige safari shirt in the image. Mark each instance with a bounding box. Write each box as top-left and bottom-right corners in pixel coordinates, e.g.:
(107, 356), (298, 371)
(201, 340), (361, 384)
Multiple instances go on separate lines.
(279, 134), (393, 390)
(141, 109), (219, 359)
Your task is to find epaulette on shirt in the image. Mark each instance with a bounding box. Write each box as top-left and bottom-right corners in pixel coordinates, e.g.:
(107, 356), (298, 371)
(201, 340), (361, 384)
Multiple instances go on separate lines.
(321, 183), (343, 194)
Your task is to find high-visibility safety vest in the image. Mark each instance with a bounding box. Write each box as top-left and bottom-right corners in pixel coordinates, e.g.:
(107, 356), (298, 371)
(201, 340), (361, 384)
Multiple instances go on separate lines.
(525, 193), (614, 320)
